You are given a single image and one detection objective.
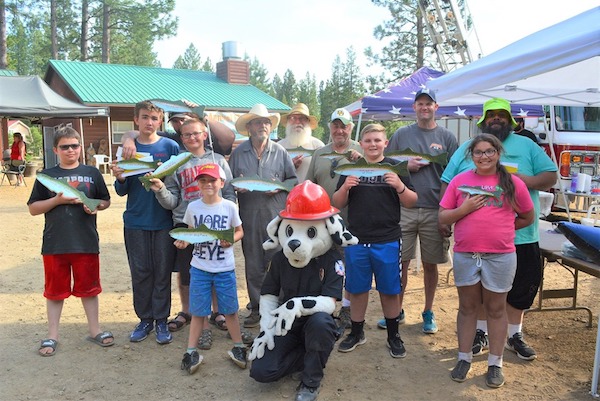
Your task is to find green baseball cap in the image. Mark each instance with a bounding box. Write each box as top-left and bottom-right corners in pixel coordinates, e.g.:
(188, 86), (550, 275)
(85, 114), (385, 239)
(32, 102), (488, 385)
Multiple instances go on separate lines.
(477, 98), (518, 128)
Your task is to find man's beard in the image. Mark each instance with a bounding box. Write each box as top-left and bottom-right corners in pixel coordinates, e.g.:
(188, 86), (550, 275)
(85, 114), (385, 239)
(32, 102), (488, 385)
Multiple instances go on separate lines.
(481, 121), (512, 141)
(285, 124), (312, 147)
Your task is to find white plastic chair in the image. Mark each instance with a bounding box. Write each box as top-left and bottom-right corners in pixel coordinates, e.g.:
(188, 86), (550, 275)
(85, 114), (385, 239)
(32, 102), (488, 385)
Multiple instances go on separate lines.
(93, 154), (110, 174)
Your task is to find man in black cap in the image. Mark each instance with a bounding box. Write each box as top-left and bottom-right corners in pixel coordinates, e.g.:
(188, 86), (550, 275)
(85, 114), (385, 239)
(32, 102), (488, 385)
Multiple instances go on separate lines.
(513, 117), (539, 144)
(380, 88), (458, 339)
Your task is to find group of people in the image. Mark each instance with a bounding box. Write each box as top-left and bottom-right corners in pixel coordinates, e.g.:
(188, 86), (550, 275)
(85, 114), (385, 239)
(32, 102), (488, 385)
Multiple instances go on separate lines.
(28, 91), (557, 400)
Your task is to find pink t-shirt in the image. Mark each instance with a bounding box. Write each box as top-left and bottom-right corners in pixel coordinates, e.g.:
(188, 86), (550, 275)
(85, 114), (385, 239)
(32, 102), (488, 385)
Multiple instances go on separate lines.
(440, 170), (533, 253)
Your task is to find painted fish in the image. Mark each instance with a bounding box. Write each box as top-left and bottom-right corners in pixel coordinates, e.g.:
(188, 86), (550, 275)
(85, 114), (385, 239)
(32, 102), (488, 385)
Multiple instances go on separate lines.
(230, 176), (296, 192)
(385, 148), (448, 166)
(334, 158), (409, 177)
(285, 147), (315, 158)
(457, 185), (503, 200)
(169, 224), (234, 244)
(138, 152), (193, 191)
(36, 173), (103, 211)
(319, 151), (354, 161)
(116, 159), (160, 170)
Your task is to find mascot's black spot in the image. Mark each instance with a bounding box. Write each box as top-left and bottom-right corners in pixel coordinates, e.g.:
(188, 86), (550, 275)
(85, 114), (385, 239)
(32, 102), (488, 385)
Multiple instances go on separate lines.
(257, 331), (265, 339)
(332, 232), (342, 245)
(286, 300), (295, 310)
(301, 299), (317, 309)
(328, 216), (335, 223)
(343, 232), (353, 240)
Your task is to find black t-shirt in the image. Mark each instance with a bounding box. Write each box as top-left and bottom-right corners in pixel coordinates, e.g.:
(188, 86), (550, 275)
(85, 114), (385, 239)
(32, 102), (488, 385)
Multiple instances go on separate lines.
(514, 129), (539, 144)
(336, 157), (413, 244)
(261, 249), (344, 302)
(27, 164), (111, 254)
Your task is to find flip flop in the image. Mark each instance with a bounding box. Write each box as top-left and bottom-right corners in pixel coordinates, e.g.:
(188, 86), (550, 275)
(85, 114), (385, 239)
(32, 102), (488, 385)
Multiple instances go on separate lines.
(87, 331), (115, 347)
(168, 312), (192, 332)
(39, 339), (58, 357)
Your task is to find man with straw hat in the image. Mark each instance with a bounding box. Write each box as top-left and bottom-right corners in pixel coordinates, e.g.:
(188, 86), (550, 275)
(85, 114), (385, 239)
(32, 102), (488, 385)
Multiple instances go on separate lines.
(229, 104), (298, 328)
(278, 103), (324, 182)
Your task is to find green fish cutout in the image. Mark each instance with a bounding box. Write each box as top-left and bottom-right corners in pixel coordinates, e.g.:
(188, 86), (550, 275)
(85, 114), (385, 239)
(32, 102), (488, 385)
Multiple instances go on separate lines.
(285, 147), (315, 158)
(36, 173), (103, 211)
(334, 158), (409, 177)
(116, 158), (160, 170)
(169, 224), (234, 244)
(230, 176), (296, 192)
(138, 152), (193, 191)
(457, 185), (503, 200)
(319, 151), (354, 161)
(385, 148), (449, 166)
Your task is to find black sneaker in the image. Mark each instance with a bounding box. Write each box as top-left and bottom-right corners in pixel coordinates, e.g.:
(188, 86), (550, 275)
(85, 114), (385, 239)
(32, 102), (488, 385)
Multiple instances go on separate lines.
(181, 351), (202, 375)
(228, 346), (247, 369)
(505, 332), (537, 360)
(450, 359), (471, 382)
(485, 365), (505, 388)
(295, 382), (320, 401)
(338, 331), (366, 353)
(472, 329), (489, 356)
(387, 333), (407, 358)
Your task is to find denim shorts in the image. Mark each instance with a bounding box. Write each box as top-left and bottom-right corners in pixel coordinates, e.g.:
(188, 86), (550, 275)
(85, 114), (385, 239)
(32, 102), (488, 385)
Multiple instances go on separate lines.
(189, 268), (239, 317)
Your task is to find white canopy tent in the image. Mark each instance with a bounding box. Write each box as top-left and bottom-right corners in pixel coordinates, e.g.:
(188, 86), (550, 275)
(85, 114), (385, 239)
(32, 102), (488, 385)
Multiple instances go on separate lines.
(428, 7), (599, 107)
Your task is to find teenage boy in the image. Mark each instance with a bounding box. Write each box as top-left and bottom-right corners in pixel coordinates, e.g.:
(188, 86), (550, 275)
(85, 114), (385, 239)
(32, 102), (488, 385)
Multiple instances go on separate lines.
(28, 127), (112, 356)
(176, 163), (245, 374)
(113, 100), (180, 344)
(332, 123), (417, 358)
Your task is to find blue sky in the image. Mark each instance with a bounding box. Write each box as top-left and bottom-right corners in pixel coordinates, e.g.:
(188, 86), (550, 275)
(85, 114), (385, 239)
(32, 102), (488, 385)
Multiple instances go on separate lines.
(153, 0), (598, 83)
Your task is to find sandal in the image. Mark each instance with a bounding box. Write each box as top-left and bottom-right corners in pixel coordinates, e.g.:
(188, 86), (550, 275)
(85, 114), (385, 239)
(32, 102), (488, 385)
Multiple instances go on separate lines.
(168, 312), (192, 332)
(39, 339), (58, 357)
(227, 329), (254, 345)
(87, 331), (115, 347)
(198, 329), (213, 350)
(209, 312), (227, 331)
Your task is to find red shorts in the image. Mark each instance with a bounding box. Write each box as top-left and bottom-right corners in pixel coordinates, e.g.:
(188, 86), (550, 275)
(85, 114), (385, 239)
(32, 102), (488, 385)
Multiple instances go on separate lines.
(42, 254), (102, 300)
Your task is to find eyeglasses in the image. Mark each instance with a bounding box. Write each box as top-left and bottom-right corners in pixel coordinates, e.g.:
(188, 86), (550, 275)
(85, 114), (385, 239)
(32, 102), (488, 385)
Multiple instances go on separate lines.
(330, 158), (340, 179)
(58, 144), (81, 150)
(181, 132), (206, 139)
(288, 115), (308, 123)
(472, 149), (498, 158)
(251, 118), (272, 126)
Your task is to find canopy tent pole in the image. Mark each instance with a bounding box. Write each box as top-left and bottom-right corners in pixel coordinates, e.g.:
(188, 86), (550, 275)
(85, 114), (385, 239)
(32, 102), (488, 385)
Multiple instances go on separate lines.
(354, 111), (363, 142)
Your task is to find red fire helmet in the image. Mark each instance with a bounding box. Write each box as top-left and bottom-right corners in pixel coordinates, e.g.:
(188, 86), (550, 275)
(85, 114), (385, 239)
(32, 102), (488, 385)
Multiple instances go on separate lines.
(279, 181), (340, 221)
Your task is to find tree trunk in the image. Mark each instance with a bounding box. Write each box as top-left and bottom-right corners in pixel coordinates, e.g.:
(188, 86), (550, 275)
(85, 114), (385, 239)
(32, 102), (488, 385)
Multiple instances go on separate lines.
(102, 1), (110, 63)
(50, 0), (58, 59)
(416, 11), (424, 69)
(80, 0), (88, 61)
(0, 0), (6, 69)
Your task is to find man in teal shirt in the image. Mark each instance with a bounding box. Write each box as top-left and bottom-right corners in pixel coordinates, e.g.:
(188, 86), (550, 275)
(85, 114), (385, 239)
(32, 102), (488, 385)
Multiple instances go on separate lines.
(441, 98), (556, 365)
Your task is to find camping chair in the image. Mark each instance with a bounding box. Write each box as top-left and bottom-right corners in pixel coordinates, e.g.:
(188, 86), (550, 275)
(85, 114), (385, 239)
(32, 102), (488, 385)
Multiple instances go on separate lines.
(0, 161), (27, 187)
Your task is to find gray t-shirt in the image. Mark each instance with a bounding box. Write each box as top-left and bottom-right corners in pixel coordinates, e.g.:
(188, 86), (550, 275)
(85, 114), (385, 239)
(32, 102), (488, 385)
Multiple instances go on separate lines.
(387, 123), (458, 209)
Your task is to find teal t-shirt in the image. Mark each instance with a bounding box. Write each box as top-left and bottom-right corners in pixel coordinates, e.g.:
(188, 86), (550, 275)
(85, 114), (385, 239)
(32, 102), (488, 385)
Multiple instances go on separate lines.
(441, 133), (557, 245)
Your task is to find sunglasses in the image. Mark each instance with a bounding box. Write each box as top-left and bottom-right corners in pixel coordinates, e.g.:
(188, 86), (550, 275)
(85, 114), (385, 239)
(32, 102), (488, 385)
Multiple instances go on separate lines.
(330, 158), (340, 179)
(58, 144), (81, 150)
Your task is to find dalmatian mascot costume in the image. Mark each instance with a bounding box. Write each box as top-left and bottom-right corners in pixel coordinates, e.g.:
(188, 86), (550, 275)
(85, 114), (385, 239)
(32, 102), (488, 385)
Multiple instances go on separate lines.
(249, 181), (357, 401)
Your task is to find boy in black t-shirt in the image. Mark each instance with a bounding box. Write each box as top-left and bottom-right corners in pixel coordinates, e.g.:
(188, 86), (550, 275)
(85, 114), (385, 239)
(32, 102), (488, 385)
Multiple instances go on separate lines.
(28, 127), (112, 356)
(332, 123), (417, 359)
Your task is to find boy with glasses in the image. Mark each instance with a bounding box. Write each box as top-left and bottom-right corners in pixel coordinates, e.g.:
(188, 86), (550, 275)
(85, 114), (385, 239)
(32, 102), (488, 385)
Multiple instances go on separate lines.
(28, 126), (112, 356)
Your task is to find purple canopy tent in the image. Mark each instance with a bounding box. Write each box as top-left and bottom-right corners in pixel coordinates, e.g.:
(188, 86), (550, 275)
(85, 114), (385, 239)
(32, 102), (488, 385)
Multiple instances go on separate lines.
(344, 67), (544, 122)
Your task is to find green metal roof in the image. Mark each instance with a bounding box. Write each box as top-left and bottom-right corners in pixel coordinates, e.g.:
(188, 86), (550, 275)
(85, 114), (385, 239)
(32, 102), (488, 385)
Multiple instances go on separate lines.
(46, 60), (290, 112)
(0, 70), (18, 76)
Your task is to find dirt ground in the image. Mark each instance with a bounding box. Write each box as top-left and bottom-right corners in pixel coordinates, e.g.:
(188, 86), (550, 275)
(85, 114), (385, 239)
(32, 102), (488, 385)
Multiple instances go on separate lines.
(1, 174), (598, 401)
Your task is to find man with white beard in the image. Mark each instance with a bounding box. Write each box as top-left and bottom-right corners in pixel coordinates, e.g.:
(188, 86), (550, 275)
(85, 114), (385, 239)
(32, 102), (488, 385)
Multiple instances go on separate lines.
(278, 103), (325, 182)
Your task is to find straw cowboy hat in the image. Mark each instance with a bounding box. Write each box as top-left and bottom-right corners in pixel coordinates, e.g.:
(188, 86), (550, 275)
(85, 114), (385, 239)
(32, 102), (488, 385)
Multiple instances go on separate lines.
(235, 104), (281, 136)
(280, 103), (318, 130)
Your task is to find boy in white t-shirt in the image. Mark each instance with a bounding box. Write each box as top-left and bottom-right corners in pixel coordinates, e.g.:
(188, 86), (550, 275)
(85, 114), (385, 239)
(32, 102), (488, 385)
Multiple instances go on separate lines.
(175, 163), (245, 374)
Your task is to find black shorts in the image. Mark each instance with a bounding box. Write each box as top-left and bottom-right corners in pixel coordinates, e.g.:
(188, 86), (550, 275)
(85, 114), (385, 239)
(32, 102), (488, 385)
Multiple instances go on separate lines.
(507, 242), (542, 310)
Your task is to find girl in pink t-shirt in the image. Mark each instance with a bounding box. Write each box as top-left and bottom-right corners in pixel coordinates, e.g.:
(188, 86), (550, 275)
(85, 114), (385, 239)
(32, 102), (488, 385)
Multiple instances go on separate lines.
(439, 134), (534, 387)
